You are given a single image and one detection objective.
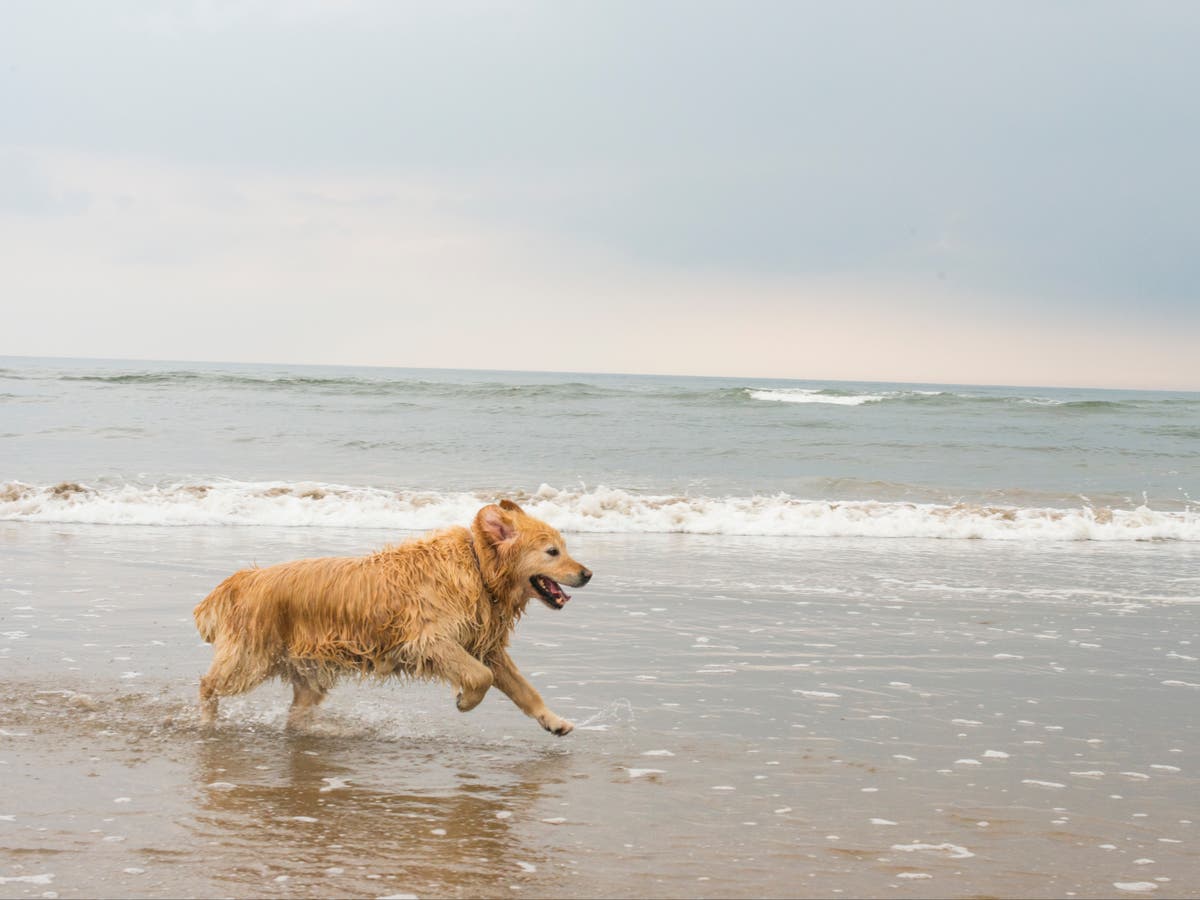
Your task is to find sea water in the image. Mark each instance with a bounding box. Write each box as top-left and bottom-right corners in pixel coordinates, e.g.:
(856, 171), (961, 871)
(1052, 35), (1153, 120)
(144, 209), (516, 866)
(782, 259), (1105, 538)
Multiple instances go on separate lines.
(1, 357), (1197, 898)
(2, 355), (1197, 535)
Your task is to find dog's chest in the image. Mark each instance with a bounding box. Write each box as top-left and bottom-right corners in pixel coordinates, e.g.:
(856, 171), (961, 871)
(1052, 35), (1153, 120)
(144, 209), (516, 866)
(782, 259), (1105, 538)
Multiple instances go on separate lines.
(459, 599), (514, 657)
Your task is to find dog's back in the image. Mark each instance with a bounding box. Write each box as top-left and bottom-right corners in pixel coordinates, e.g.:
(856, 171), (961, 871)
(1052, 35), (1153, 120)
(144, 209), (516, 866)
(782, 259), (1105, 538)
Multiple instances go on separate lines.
(194, 528), (480, 654)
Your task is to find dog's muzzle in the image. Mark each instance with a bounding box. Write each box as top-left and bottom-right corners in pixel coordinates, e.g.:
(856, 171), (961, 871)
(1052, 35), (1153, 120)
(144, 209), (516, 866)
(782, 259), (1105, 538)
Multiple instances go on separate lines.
(531, 570), (591, 610)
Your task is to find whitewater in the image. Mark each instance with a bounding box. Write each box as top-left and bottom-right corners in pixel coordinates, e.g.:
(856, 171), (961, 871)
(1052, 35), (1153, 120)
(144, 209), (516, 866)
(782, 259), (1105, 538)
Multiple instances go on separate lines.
(2, 479), (1197, 541)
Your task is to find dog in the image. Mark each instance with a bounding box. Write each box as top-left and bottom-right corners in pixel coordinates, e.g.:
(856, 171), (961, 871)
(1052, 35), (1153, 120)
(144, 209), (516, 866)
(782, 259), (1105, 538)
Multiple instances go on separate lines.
(193, 500), (591, 735)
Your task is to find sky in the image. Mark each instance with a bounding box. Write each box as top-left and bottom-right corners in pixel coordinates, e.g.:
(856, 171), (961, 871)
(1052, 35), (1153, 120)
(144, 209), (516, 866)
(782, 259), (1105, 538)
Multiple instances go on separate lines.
(1, 1), (1198, 389)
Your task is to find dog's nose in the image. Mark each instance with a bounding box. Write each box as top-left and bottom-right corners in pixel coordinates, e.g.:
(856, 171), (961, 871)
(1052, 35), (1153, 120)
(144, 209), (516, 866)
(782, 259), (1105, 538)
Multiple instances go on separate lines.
(578, 567), (592, 585)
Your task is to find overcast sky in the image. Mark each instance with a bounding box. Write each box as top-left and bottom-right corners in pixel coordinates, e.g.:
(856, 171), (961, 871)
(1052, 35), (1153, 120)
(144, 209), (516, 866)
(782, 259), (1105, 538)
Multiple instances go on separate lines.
(2, 1), (1197, 388)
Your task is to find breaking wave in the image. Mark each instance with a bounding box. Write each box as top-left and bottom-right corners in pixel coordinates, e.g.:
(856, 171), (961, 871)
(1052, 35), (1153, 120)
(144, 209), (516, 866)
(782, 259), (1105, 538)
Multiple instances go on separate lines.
(741, 388), (1184, 410)
(2, 480), (1196, 541)
(745, 388), (942, 406)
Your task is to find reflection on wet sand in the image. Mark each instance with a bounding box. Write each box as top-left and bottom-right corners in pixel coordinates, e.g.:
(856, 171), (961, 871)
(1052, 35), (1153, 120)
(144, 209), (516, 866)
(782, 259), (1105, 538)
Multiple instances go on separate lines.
(1, 682), (578, 898)
(189, 730), (572, 897)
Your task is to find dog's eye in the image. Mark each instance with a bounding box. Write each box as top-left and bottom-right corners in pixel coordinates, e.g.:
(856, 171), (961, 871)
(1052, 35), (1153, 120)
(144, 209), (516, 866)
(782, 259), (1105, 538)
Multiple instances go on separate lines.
(546, 547), (559, 556)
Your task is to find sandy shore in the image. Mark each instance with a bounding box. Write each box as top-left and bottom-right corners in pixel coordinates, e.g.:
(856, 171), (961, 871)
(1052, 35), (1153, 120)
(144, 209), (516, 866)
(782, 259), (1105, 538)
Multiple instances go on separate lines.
(2, 524), (1198, 898)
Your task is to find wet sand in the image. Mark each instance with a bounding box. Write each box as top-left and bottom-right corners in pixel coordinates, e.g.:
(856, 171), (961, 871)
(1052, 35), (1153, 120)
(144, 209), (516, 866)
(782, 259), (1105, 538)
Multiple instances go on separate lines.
(2, 523), (1198, 898)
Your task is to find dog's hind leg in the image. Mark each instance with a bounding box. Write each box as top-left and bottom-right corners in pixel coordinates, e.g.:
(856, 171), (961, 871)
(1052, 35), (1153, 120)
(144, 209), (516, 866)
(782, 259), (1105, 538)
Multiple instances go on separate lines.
(424, 641), (494, 712)
(286, 666), (329, 728)
(489, 649), (573, 736)
(198, 642), (271, 725)
(199, 676), (220, 725)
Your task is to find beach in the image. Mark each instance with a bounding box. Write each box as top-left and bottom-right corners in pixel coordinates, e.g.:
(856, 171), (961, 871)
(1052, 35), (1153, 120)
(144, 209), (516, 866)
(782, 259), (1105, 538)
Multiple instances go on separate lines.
(3, 524), (1198, 898)
(2, 358), (1198, 898)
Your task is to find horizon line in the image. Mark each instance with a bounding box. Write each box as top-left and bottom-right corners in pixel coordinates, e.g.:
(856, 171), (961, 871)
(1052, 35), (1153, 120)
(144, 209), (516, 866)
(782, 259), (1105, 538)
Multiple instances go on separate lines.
(1, 351), (1196, 395)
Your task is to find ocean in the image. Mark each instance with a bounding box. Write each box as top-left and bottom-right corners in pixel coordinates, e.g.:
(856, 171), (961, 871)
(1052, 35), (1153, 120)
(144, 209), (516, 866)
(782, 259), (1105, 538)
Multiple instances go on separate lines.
(1, 356), (1198, 898)
(2, 356), (1198, 537)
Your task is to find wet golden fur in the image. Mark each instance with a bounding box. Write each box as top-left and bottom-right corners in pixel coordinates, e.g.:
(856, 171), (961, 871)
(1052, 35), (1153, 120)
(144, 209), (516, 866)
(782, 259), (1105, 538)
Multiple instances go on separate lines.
(194, 500), (591, 734)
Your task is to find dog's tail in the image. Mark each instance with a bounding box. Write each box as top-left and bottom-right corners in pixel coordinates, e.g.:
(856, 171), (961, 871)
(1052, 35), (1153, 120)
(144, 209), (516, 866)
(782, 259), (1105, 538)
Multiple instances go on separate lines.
(194, 569), (254, 643)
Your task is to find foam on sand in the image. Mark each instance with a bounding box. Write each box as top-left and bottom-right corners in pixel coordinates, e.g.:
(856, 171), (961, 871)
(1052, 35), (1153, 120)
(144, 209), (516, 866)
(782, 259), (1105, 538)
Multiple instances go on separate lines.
(0, 874), (55, 885)
(624, 768), (666, 779)
(3, 480), (1197, 541)
(891, 842), (974, 859)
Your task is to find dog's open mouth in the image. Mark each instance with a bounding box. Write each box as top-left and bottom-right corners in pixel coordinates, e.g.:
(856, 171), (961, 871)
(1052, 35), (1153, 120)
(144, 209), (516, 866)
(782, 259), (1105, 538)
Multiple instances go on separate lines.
(531, 574), (571, 610)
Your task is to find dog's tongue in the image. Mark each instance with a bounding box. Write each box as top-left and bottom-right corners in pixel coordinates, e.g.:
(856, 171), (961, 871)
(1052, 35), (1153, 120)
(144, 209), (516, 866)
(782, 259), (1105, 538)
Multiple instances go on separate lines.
(531, 575), (571, 607)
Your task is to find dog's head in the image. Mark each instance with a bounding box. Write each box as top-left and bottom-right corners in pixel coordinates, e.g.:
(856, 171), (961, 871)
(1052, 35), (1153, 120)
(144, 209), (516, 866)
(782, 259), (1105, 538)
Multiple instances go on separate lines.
(473, 499), (592, 610)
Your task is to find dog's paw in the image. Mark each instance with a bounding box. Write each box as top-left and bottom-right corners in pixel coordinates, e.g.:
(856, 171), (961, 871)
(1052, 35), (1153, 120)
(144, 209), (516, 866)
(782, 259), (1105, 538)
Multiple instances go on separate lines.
(456, 691), (481, 712)
(539, 713), (574, 736)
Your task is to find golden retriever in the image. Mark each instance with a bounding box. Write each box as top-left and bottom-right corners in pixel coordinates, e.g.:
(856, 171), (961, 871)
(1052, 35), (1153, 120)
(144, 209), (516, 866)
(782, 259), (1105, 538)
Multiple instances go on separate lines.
(193, 500), (591, 735)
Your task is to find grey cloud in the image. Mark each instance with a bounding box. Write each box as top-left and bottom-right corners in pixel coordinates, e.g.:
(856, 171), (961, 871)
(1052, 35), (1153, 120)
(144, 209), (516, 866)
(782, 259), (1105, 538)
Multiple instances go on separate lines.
(1, 0), (1197, 313)
(0, 151), (90, 215)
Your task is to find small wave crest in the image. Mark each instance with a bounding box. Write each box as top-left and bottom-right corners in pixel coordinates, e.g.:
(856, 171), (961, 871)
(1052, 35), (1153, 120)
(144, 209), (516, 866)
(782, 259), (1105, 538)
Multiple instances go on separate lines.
(746, 388), (894, 406)
(2, 480), (1196, 541)
(744, 387), (997, 407)
(742, 387), (1190, 410)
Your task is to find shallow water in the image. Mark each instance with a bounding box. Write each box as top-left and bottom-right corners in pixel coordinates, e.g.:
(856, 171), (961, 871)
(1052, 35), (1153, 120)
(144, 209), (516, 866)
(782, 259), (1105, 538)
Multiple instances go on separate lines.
(2, 524), (1198, 898)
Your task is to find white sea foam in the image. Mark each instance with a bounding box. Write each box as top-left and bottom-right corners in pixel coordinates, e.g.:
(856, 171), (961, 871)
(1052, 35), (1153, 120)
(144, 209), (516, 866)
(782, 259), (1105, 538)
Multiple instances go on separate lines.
(746, 388), (886, 406)
(625, 768), (665, 779)
(891, 842), (974, 859)
(0, 874), (54, 885)
(745, 387), (958, 406)
(3, 480), (1197, 542)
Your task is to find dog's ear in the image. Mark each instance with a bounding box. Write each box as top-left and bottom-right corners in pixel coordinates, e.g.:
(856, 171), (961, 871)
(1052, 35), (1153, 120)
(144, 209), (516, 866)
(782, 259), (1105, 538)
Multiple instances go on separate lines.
(498, 499), (525, 515)
(478, 504), (517, 546)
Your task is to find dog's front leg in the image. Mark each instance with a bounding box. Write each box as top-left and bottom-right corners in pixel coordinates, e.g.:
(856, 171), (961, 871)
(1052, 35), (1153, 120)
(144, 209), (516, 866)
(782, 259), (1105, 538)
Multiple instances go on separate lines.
(489, 649), (573, 736)
(429, 640), (495, 712)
